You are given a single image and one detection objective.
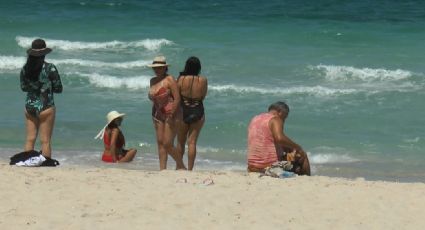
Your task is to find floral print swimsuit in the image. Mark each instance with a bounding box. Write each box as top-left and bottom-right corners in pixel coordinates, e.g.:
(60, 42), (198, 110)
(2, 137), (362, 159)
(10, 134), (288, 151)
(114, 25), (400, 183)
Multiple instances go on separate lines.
(20, 63), (63, 117)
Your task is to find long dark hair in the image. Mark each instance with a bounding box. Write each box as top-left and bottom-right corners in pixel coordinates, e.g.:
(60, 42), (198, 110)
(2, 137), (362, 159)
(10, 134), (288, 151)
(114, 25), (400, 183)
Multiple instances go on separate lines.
(23, 55), (45, 81)
(179, 56), (201, 76)
(107, 121), (118, 129)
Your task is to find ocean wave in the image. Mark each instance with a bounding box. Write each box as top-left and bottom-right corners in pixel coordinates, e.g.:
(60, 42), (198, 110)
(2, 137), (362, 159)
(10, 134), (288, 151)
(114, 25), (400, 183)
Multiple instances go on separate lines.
(138, 142), (152, 148)
(197, 146), (221, 153)
(209, 84), (357, 96)
(0, 55), (150, 70)
(54, 58), (150, 68)
(79, 2), (122, 6)
(0, 55), (25, 70)
(309, 153), (359, 164)
(74, 74), (358, 96)
(73, 72), (151, 89)
(312, 64), (413, 81)
(403, 137), (420, 143)
(16, 36), (173, 51)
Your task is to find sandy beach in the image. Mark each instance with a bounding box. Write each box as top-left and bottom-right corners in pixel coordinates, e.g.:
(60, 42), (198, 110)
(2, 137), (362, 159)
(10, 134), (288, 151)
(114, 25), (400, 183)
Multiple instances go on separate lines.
(0, 163), (424, 230)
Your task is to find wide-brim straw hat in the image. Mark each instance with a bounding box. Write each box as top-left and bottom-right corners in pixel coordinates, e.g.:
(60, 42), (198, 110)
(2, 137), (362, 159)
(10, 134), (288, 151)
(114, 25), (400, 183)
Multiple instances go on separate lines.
(147, 56), (169, 68)
(106, 110), (125, 124)
(94, 111), (125, 140)
(26, 39), (52, 57)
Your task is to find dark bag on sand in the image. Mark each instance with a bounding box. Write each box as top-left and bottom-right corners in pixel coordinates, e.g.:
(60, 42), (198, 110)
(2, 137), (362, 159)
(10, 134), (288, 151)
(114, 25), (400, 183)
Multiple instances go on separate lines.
(10, 150), (40, 165)
(10, 150), (60, 167)
(41, 157), (60, 167)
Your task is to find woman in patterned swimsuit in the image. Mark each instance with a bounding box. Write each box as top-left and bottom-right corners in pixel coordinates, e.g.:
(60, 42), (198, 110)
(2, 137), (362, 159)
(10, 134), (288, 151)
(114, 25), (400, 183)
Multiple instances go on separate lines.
(148, 56), (186, 170)
(19, 39), (63, 158)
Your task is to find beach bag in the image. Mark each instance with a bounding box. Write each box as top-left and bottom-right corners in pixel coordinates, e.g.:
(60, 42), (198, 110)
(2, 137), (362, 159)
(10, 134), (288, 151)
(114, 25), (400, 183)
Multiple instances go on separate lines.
(10, 150), (60, 167)
(264, 161), (295, 178)
(10, 150), (40, 164)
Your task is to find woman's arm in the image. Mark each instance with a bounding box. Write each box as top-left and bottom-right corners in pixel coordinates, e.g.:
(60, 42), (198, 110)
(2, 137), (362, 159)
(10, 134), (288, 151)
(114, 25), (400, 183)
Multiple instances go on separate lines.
(201, 77), (208, 99)
(48, 64), (63, 93)
(168, 75), (180, 115)
(270, 117), (311, 175)
(269, 117), (303, 152)
(176, 75), (182, 90)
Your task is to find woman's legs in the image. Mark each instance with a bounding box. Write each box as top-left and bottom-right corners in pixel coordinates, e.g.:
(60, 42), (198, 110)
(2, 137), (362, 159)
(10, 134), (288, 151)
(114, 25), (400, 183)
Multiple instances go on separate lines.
(24, 110), (39, 152)
(38, 107), (56, 158)
(118, 148), (137, 162)
(163, 119), (186, 170)
(176, 120), (189, 163)
(153, 119), (168, 170)
(186, 118), (205, 170)
(153, 118), (186, 170)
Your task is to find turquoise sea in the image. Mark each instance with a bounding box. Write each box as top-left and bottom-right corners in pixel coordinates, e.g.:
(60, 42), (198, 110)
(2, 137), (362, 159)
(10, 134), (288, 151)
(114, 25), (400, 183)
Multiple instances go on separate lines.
(1, 0), (424, 181)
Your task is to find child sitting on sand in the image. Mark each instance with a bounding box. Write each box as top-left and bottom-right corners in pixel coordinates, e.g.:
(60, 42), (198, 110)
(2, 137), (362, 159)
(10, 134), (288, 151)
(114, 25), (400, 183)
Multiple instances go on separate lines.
(95, 111), (137, 163)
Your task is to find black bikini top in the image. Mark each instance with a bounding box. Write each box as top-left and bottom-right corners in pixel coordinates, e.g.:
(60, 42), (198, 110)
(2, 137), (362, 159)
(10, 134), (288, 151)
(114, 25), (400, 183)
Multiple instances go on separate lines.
(180, 75), (203, 107)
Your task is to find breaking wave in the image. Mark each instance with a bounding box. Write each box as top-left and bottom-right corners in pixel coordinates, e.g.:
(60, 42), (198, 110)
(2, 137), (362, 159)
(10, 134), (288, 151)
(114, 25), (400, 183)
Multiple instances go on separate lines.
(312, 64), (413, 81)
(16, 36), (173, 51)
(73, 72), (151, 90)
(0, 55), (150, 71)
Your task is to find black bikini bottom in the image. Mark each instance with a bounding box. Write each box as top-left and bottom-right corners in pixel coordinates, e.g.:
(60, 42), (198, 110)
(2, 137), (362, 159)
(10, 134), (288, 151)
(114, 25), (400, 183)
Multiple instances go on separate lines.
(182, 104), (204, 124)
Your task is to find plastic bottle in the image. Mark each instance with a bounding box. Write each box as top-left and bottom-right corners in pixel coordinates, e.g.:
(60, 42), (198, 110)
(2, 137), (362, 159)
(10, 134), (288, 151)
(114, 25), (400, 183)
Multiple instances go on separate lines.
(279, 171), (296, 178)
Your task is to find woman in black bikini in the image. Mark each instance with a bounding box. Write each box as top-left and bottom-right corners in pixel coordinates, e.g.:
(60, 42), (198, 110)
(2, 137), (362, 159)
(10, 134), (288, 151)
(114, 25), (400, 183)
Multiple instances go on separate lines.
(176, 57), (208, 170)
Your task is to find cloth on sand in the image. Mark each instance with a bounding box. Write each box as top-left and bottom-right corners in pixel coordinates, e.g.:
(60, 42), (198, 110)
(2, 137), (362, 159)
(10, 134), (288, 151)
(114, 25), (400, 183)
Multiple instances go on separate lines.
(10, 150), (60, 167)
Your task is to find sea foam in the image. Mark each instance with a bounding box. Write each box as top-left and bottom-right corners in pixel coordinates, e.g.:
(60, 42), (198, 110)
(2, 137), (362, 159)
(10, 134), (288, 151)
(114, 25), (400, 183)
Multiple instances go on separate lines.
(209, 84), (357, 97)
(73, 72), (151, 90)
(16, 36), (173, 51)
(77, 75), (358, 96)
(53, 58), (150, 68)
(309, 153), (359, 164)
(312, 64), (412, 81)
(0, 55), (25, 71)
(0, 55), (150, 71)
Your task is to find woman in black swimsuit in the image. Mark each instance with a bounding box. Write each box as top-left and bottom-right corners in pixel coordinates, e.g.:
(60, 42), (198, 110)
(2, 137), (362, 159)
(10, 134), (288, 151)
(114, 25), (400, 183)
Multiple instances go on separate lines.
(176, 57), (208, 170)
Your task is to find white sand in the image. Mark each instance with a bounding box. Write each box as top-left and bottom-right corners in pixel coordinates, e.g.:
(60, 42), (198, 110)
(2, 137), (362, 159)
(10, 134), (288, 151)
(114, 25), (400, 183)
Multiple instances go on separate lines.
(0, 163), (424, 230)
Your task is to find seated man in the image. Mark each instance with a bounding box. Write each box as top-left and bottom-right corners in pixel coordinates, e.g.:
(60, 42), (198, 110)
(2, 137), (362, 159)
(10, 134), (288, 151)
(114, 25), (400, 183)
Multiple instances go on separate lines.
(247, 101), (310, 175)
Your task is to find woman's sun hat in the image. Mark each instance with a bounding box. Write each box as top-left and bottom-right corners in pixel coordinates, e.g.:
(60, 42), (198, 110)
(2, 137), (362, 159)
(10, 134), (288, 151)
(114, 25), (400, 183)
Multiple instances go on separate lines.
(106, 110), (125, 124)
(147, 56), (169, 68)
(94, 111), (126, 140)
(27, 39), (52, 57)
